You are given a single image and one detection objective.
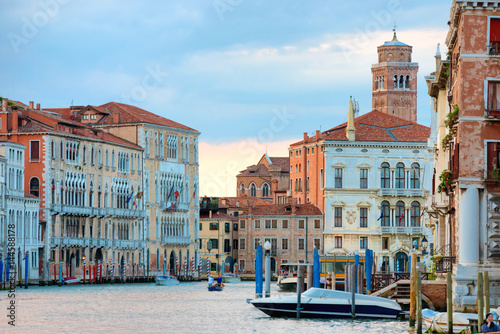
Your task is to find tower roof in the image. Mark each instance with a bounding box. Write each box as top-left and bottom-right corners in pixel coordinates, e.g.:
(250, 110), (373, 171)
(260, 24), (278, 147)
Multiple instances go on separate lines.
(381, 32), (410, 47)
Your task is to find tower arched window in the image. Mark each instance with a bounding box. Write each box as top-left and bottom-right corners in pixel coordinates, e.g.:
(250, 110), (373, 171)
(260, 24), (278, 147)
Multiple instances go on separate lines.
(381, 162), (390, 188)
(410, 163), (420, 189)
(381, 201), (390, 227)
(396, 201), (405, 226)
(394, 75), (398, 89)
(262, 183), (269, 197)
(250, 183), (256, 197)
(240, 183), (245, 195)
(376, 76), (379, 90)
(399, 75), (404, 89)
(396, 162), (405, 189)
(405, 75), (410, 89)
(410, 201), (421, 227)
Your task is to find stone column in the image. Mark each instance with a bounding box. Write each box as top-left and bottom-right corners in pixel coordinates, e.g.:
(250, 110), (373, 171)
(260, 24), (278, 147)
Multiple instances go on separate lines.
(458, 187), (479, 264)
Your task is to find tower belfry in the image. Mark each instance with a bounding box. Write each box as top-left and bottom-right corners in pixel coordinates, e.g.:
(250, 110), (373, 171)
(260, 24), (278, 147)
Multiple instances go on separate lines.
(371, 30), (419, 122)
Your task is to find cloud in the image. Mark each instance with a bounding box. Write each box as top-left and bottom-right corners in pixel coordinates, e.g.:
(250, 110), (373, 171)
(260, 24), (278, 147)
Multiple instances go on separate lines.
(199, 138), (297, 197)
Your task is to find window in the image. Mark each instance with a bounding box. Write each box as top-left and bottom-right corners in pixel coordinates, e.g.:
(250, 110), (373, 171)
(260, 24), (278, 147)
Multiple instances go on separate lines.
(254, 238), (260, 249)
(250, 183), (256, 197)
(396, 201), (405, 226)
(360, 237), (368, 249)
(396, 162), (405, 188)
(282, 219), (288, 229)
(307, 160), (309, 171)
(30, 141), (40, 161)
(360, 208), (368, 228)
(314, 219), (320, 229)
(412, 237), (419, 250)
(240, 183), (245, 194)
(265, 219), (277, 229)
(360, 168), (368, 189)
(334, 168), (343, 188)
(335, 236), (342, 248)
(199, 222), (202, 231)
(29, 178), (40, 197)
(254, 219), (261, 229)
(306, 177), (309, 192)
(239, 220), (246, 229)
(381, 201), (390, 227)
(209, 238), (219, 249)
(282, 238), (288, 250)
(410, 201), (421, 227)
(314, 238), (320, 250)
(381, 162), (390, 188)
(298, 238), (305, 250)
(334, 207), (342, 227)
(224, 239), (231, 253)
(239, 238), (246, 250)
(239, 259), (245, 271)
(488, 81), (500, 111)
(225, 223), (230, 233)
(298, 219), (305, 229)
(410, 163), (420, 189)
(382, 237), (389, 250)
(262, 183), (269, 197)
(489, 18), (500, 54)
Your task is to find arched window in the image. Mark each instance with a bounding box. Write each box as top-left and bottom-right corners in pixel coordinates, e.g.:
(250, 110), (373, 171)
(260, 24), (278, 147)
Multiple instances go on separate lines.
(405, 75), (410, 89)
(105, 149), (109, 168)
(250, 183), (256, 197)
(240, 183), (245, 195)
(396, 162), (405, 189)
(381, 201), (390, 227)
(410, 201), (421, 227)
(376, 76), (379, 90)
(399, 75), (404, 89)
(111, 150), (115, 169)
(83, 145), (87, 164)
(396, 201), (405, 226)
(410, 163), (420, 189)
(29, 178), (40, 197)
(381, 162), (390, 188)
(394, 75), (398, 89)
(262, 183), (269, 197)
(381, 75), (384, 89)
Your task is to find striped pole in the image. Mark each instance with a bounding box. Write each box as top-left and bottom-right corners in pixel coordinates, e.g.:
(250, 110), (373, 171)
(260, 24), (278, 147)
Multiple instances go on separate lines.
(175, 258), (179, 276)
(122, 262), (126, 282)
(184, 257), (187, 276)
(83, 259), (86, 283)
(191, 257), (195, 277)
(110, 261), (114, 283)
(97, 260), (101, 283)
(198, 258), (202, 278)
(207, 258), (210, 276)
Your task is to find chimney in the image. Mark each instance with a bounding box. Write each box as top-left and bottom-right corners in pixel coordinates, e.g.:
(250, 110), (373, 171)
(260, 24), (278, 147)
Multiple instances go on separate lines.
(113, 112), (119, 123)
(303, 132), (308, 142)
(12, 107), (19, 132)
(2, 99), (7, 112)
(291, 198), (298, 214)
(36, 103), (41, 110)
(315, 130), (320, 141)
(346, 97), (356, 141)
(435, 43), (442, 71)
(29, 101), (34, 109)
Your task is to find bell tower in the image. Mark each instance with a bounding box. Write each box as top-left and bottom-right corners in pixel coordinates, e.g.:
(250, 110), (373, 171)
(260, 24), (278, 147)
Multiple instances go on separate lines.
(371, 29), (418, 122)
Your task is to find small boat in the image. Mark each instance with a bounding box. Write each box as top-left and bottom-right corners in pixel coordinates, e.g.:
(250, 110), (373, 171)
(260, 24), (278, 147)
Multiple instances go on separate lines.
(277, 275), (299, 292)
(221, 273), (241, 284)
(63, 277), (81, 285)
(155, 275), (180, 286)
(250, 287), (402, 319)
(422, 308), (478, 333)
(208, 285), (224, 292)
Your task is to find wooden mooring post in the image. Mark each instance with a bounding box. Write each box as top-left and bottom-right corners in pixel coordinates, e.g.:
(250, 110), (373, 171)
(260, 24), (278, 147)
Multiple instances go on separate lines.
(409, 253), (417, 327)
(485, 271), (490, 314)
(416, 272), (422, 334)
(478, 271), (484, 325)
(447, 272), (453, 334)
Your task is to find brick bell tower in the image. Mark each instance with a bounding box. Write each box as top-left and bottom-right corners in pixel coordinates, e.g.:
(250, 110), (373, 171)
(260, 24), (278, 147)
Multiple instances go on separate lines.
(371, 29), (418, 122)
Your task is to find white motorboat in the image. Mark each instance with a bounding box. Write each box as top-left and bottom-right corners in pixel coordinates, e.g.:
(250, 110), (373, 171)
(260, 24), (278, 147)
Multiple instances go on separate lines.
(277, 275), (298, 292)
(221, 273), (241, 283)
(250, 287), (402, 319)
(155, 275), (180, 286)
(422, 308), (480, 333)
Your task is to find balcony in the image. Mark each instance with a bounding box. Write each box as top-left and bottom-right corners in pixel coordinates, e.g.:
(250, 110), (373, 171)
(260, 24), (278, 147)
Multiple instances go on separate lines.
(161, 201), (189, 212)
(485, 109), (500, 120)
(379, 188), (424, 197)
(161, 236), (191, 246)
(488, 42), (500, 55)
(51, 204), (93, 216)
(380, 226), (423, 234)
(435, 256), (456, 273)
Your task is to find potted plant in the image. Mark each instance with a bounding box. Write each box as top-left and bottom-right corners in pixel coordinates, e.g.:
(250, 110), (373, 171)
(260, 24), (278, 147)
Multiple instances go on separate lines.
(441, 134), (453, 149)
(445, 105), (459, 129)
(490, 168), (500, 181)
(438, 169), (452, 193)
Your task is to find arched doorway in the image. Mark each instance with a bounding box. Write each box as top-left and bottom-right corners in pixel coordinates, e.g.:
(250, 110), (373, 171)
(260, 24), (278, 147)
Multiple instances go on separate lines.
(120, 255), (125, 279)
(95, 248), (103, 261)
(225, 256), (233, 273)
(169, 251), (176, 276)
(70, 253), (76, 277)
(395, 252), (408, 272)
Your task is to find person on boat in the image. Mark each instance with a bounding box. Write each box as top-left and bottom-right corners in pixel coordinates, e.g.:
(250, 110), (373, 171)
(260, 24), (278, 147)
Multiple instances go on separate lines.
(481, 313), (500, 333)
(216, 275), (223, 288)
(208, 275), (214, 288)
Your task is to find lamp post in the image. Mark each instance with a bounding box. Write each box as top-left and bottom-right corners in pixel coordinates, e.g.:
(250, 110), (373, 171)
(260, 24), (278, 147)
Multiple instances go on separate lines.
(264, 240), (271, 298)
(421, 236), (428, 256)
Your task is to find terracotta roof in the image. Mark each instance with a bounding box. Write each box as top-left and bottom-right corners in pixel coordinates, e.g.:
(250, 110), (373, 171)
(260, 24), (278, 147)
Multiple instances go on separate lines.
(291, 110), (430, 146)
(94, 102), (198, 132)
(219, 197), (273, 208)
(245, 204), (323, 216)
(199, 212), (237, 220)
(269, 157), (290, 170)
(237, 164), (270, 176)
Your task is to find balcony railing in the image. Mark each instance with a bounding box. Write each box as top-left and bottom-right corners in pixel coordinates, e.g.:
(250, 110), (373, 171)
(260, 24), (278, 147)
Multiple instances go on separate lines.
(51, 205), (145, 219)
(435, 257), (456, 273)
(380, 226), (423, 234)
(161, 236), (191, 245)
(379, 188), (425, 197)
(486, 109), (500, 119)
(488, 42), (500, 55)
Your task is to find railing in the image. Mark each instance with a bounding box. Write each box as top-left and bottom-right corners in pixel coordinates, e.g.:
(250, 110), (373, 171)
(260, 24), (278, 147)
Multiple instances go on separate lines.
(161, 236), (191, 245)
(435, 257), (455, 273)
(379, 188), (425, 197)
(380, 226), (423, 234)
(486, 109), (500, 119)
(488, 42), (500, 55)
(371, 274), (394, 292)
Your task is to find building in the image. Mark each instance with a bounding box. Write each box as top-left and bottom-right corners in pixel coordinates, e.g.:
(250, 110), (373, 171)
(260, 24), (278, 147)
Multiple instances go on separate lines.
(236, 153), (290, 204)
(292, 99), (432, 272)
(237, 203), (323, 275)
(426, 0), (500, 311)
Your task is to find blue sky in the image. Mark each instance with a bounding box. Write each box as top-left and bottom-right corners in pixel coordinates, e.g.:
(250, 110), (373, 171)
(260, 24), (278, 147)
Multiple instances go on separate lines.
(1, 0), (452, 195)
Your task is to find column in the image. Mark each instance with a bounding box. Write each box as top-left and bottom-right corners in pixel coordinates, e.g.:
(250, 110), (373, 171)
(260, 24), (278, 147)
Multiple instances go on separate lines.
(459, 187), (479, 263)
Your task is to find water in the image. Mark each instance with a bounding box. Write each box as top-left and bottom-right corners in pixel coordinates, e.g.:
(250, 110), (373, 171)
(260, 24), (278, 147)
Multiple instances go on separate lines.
(0, 282), (416, 333)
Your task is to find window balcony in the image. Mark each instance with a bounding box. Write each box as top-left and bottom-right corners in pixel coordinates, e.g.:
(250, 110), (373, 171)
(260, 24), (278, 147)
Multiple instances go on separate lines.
(161, 236), (191, 246)
(485, 109), (500, 119)
(379, 188), (424, 197)
(380, 226), (423, 234)
(488, 42), (500, 55)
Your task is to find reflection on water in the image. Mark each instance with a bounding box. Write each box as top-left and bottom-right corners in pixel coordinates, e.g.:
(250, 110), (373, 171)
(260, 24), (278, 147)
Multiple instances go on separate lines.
(1, 282), (414, 333)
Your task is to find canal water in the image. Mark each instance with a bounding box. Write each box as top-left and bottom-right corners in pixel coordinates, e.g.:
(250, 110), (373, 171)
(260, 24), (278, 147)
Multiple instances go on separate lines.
(1, 282), (416, 333)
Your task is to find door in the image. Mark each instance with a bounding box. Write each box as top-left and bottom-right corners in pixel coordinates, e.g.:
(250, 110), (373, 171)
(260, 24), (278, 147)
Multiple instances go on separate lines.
(395, 252), (408, 272)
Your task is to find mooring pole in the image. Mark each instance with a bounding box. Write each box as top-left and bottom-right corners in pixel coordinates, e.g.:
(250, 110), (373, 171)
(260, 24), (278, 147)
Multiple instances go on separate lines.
(351, 264), (356, 318)
(416, 272), (422, 334)
(485, 271), (490, 314)
(296, 265), (302, 319)
(447, 272), (453, 334)
(409, 253), (417, 327)
(478, 271), (484, 325)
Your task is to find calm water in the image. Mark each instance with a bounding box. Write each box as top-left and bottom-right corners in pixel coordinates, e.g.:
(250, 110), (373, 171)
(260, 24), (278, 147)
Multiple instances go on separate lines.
(0, 282), (416, 333)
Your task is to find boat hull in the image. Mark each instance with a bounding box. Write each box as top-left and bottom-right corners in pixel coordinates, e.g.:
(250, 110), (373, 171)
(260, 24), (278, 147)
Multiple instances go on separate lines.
(155, 276), (180, 286)
(221, 276), (241, 284)
(208, 286), (223, 291)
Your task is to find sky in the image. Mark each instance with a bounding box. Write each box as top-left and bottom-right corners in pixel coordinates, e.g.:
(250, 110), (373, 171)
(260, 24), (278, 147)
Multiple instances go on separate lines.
(0, 0), (452, 197)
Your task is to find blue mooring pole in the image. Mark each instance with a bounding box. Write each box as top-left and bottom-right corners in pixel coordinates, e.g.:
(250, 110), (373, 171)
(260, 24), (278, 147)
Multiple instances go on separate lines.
(255, 245), (263, 298)
(365, 249), (373, 294)
(354, 252), (360, 293)
(24, 252), (28, 289)
(313, 248), (320, 288)
(59, 262), (63, 285)
(6, 256), (10, 283)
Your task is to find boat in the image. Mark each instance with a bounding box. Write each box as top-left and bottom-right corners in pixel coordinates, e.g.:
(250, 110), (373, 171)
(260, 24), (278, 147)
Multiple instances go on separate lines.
(155, 275), (180, 286)
(63, 277), (81, 285)
(250, 287), (402, 319)
(277, 275), (299, 292)
(208, 284), (224, 292)
(221, 273), (241, 283)
(422, 308), (480, 333)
